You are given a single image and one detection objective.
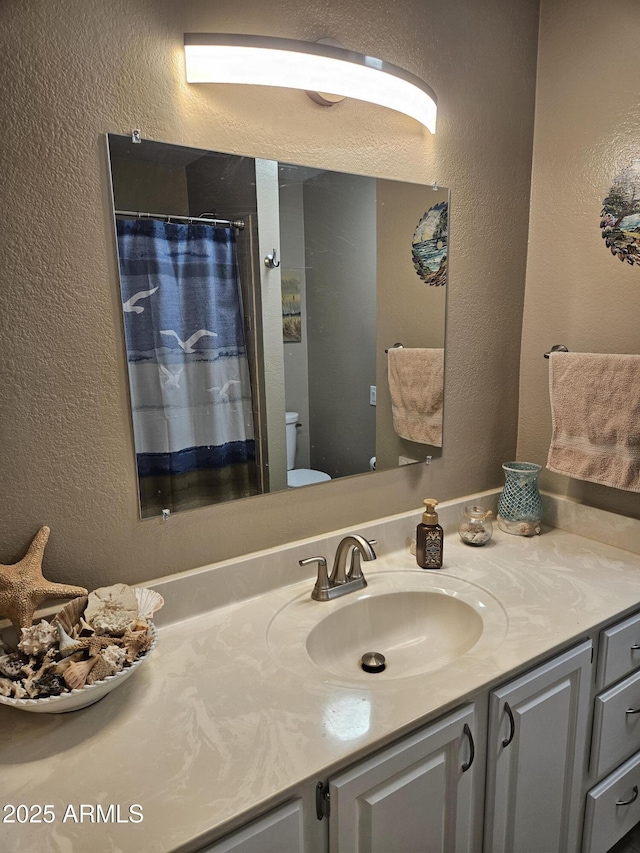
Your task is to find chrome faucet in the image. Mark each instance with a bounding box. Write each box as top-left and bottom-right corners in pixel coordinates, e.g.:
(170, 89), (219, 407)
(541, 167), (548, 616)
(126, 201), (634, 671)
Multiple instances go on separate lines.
(299, 535), (377, 601)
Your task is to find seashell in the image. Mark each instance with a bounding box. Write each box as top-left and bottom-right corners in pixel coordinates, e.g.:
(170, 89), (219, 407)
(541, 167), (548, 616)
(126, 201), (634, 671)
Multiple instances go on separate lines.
(52, 596), (88, 637)
(56, 624), (85, 658)
(18, 620), (58, 656)
(121, 627), (152, 663)
(102, 644), (126, 672)
(21, 650), (57, 698)
(24, 678), (41, 699)
(32, 673), (66, 697)
(85, 584), (138, 636)
(83, 635), (120, 657)
(134, 587), (164, 621)
(0, 652), (30, 680)
(86, 657), (112, 685)
(54, 651), (85, 674)
(78, 617), (94, 636)
(62, 657), (97, 690)
(0, 677), (27, 699)
(0, 677), (14, 697)
(12, 682), (27, 699)
(21, 676), (38, 698)
(85, 645), (126, 685)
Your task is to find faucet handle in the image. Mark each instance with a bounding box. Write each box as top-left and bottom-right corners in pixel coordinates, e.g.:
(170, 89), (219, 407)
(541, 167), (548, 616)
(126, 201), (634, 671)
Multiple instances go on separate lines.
(348, 539), (377, 582)
(299, 556), (331, 601)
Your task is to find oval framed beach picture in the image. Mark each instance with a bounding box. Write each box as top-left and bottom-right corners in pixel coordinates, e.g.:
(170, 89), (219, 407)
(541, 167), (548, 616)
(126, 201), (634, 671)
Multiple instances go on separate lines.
(600, 160), (640, 267)
(412, 201), (448, 286)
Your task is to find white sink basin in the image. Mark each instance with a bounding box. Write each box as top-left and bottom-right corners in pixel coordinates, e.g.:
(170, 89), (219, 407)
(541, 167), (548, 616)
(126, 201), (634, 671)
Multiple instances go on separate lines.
(267, 570), (508, 683)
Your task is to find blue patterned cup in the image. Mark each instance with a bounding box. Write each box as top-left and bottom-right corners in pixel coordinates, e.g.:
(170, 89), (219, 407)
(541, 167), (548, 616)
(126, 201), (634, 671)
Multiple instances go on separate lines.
(497, 462), (542, 536)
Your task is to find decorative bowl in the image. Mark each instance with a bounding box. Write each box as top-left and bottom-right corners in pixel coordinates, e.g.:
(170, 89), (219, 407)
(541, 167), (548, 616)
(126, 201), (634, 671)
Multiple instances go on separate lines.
(0, 622), (157, 714)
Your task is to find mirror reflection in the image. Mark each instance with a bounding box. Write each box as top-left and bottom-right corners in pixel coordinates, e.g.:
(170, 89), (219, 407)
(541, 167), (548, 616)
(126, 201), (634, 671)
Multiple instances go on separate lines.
(107, 135), (448, 518)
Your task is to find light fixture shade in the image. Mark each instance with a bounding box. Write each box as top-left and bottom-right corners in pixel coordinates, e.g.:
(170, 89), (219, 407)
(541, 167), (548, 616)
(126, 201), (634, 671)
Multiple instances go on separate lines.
(184, 34), (437, 134)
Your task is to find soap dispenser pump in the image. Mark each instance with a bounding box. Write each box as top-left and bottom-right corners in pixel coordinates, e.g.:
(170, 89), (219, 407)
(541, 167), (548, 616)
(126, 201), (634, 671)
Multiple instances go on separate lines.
(416, 498), (444, 569)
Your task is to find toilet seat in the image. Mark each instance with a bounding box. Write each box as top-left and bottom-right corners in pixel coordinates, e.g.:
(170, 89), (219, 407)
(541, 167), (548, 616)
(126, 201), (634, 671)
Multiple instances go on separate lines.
(287, 468), (332, 487)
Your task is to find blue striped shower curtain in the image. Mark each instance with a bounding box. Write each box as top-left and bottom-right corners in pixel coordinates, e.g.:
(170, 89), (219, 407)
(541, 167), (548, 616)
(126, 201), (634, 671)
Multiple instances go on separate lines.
(116, 218), (257, 517)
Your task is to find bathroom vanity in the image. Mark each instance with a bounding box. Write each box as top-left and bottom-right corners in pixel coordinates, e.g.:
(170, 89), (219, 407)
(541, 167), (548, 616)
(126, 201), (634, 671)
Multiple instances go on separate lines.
(2, 491), (640, 853)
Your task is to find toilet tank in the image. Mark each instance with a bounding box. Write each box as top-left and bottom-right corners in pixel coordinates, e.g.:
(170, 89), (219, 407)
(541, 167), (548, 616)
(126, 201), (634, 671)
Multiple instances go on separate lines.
(285, 412), (299, 471)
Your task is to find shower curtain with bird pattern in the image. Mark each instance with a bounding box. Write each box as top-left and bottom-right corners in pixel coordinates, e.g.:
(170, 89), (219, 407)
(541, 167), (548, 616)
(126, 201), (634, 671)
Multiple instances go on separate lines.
(116, 218), (257, 517)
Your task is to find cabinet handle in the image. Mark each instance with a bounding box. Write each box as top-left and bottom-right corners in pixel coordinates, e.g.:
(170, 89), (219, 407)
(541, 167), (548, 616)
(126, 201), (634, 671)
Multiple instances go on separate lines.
(616, 785), (639, 807)
(626, 707), (640, 715)
(315, 781), (330, 820)
(631, 644), (640, 651)
(502, 702), (516, 748)
(461, 723), (475, 772)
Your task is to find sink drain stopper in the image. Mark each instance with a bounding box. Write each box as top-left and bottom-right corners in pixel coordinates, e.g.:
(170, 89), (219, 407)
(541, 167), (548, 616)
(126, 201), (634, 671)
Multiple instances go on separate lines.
(361, 651), (386, 673)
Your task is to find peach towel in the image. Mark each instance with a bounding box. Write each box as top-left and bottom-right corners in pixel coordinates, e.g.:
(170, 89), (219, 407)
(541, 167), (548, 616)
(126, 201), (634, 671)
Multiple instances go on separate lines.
(387, 347), (444, 447)
(547, 352), (640, 492)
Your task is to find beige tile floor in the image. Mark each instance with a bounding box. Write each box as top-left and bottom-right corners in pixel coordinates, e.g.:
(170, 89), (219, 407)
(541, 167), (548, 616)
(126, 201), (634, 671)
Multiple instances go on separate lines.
(608, 822), (640, 853)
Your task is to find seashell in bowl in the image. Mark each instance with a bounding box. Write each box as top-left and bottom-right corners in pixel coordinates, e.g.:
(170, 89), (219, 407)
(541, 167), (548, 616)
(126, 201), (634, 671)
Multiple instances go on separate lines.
(0, 652), (30, 680)
(0, 623), (158, 713)
(86, 645), (126, 685)
(55, 624), (85, 658)
(0, 676), (27, 699)
(85, 583), (139, 635)
(52, 596), (88, 637)
(0, 584), (161, 713)
(62, 657), (97, 690)
(51, 587), (163, 636)
(18, 620), (58, 656)
(134, 587), (164, 621)
(121, 625), (154, 663)
(31, 672), (66, 698)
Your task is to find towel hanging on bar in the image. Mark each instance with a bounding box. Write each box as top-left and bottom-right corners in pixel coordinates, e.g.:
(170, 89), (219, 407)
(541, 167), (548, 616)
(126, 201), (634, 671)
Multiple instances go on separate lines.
(387, 347), (444, 447)
(546, 352), (640, 492)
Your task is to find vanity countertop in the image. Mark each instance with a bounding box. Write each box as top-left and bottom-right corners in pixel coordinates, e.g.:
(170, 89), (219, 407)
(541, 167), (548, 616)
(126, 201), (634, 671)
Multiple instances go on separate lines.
(2, 496), (640, 852)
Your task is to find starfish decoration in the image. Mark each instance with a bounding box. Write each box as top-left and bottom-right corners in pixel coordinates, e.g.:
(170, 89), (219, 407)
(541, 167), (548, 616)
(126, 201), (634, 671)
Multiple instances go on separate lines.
(0, 527), (88, 632)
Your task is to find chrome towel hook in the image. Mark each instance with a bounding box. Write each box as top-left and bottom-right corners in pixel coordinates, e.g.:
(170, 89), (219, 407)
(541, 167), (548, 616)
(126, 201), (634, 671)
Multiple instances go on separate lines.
(264, 249), (280, 269)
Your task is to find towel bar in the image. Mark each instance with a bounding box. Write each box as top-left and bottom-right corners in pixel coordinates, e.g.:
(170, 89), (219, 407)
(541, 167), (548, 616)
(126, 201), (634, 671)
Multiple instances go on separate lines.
(544, 344), (569, 359)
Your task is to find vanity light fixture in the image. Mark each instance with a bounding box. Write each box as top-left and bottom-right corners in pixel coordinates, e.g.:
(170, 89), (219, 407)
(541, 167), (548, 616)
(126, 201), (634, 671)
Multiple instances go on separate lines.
(183, 33), (437, 133)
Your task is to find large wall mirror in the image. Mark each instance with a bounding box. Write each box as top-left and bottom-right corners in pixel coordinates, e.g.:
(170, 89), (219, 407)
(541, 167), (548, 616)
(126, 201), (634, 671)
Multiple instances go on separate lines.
(107, 134), (449, 518)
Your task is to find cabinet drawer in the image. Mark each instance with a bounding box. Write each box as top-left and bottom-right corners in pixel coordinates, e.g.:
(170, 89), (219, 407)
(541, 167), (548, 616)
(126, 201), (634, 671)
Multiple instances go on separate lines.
(592, 669), (640, 779)
(583, 751), (640, 853)
(598, 611), (640, 690)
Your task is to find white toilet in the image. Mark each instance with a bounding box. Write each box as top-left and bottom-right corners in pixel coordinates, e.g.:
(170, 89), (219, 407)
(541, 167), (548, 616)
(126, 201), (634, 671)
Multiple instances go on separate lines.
(285, 412), (331, 487)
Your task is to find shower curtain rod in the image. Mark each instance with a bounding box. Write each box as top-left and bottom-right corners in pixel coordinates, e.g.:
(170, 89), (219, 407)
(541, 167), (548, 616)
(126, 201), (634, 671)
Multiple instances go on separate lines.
(115, 209), (245, 230)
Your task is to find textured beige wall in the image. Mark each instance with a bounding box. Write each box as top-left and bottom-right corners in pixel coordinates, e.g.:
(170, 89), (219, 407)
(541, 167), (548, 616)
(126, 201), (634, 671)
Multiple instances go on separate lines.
(518, 0), (640, 520)
(0, 0), (539, 588)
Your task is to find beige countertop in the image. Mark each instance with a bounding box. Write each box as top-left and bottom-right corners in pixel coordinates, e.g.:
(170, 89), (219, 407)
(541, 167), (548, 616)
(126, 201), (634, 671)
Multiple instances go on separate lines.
(1, 493), (640, 852)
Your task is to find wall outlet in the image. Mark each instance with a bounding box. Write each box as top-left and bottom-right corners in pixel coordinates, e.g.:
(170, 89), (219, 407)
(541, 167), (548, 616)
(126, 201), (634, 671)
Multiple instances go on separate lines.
(370, 385), (377, 406)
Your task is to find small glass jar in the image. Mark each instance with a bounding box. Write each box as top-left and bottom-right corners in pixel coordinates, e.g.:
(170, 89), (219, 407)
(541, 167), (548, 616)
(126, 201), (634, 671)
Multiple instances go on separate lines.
(458, 505), (493, 546)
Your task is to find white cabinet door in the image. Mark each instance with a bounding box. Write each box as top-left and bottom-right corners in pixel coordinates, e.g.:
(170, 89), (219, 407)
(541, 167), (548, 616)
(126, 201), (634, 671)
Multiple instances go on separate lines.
(484, 640), (593, 853)
(328, 703), (479, 853)
(200, 799), (305, 853)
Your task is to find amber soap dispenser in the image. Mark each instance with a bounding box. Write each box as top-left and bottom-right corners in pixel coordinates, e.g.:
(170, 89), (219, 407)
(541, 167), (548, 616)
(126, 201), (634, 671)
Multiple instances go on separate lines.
(416, 498), (444, 569)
